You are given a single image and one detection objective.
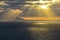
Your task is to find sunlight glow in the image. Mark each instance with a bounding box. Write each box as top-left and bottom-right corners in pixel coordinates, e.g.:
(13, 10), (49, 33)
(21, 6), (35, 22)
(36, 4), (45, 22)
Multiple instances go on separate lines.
(52, 0), (58, 2)
(27, 27), (50, 32)
(39, 0), (48, 4)
(39, 0), (57, 3)
(34, 23), (46, 24)
(40, 5), (49, 9)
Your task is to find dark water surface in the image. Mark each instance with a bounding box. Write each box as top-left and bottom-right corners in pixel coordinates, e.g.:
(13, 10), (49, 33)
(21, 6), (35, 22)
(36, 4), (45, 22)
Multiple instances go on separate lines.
(0, 21), (60, 40)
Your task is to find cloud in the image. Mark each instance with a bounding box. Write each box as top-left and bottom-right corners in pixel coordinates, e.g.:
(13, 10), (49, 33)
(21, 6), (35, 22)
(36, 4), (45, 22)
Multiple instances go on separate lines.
(0, 1), (8, 5)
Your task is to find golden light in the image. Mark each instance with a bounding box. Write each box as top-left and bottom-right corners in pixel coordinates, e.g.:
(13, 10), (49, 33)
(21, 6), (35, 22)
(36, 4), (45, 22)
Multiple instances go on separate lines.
(38, 0), (52, 9)
(39, 0), (48, 4)
(39, 0), (57, 6)
(32, 1), (37, 3)
(27, 27), (50, 32)
(40, 5), (49, 9)
(34, 23), (47, 25)
(52, 0), (58, 2)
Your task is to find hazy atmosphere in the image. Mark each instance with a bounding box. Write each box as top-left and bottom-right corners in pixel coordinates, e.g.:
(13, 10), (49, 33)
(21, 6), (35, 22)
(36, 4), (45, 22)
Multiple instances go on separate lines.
(0, 0), (60, 40)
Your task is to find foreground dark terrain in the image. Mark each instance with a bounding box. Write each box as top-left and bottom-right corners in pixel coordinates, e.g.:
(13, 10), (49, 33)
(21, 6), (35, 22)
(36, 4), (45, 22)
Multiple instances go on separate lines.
(0, 21), (60, 40)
